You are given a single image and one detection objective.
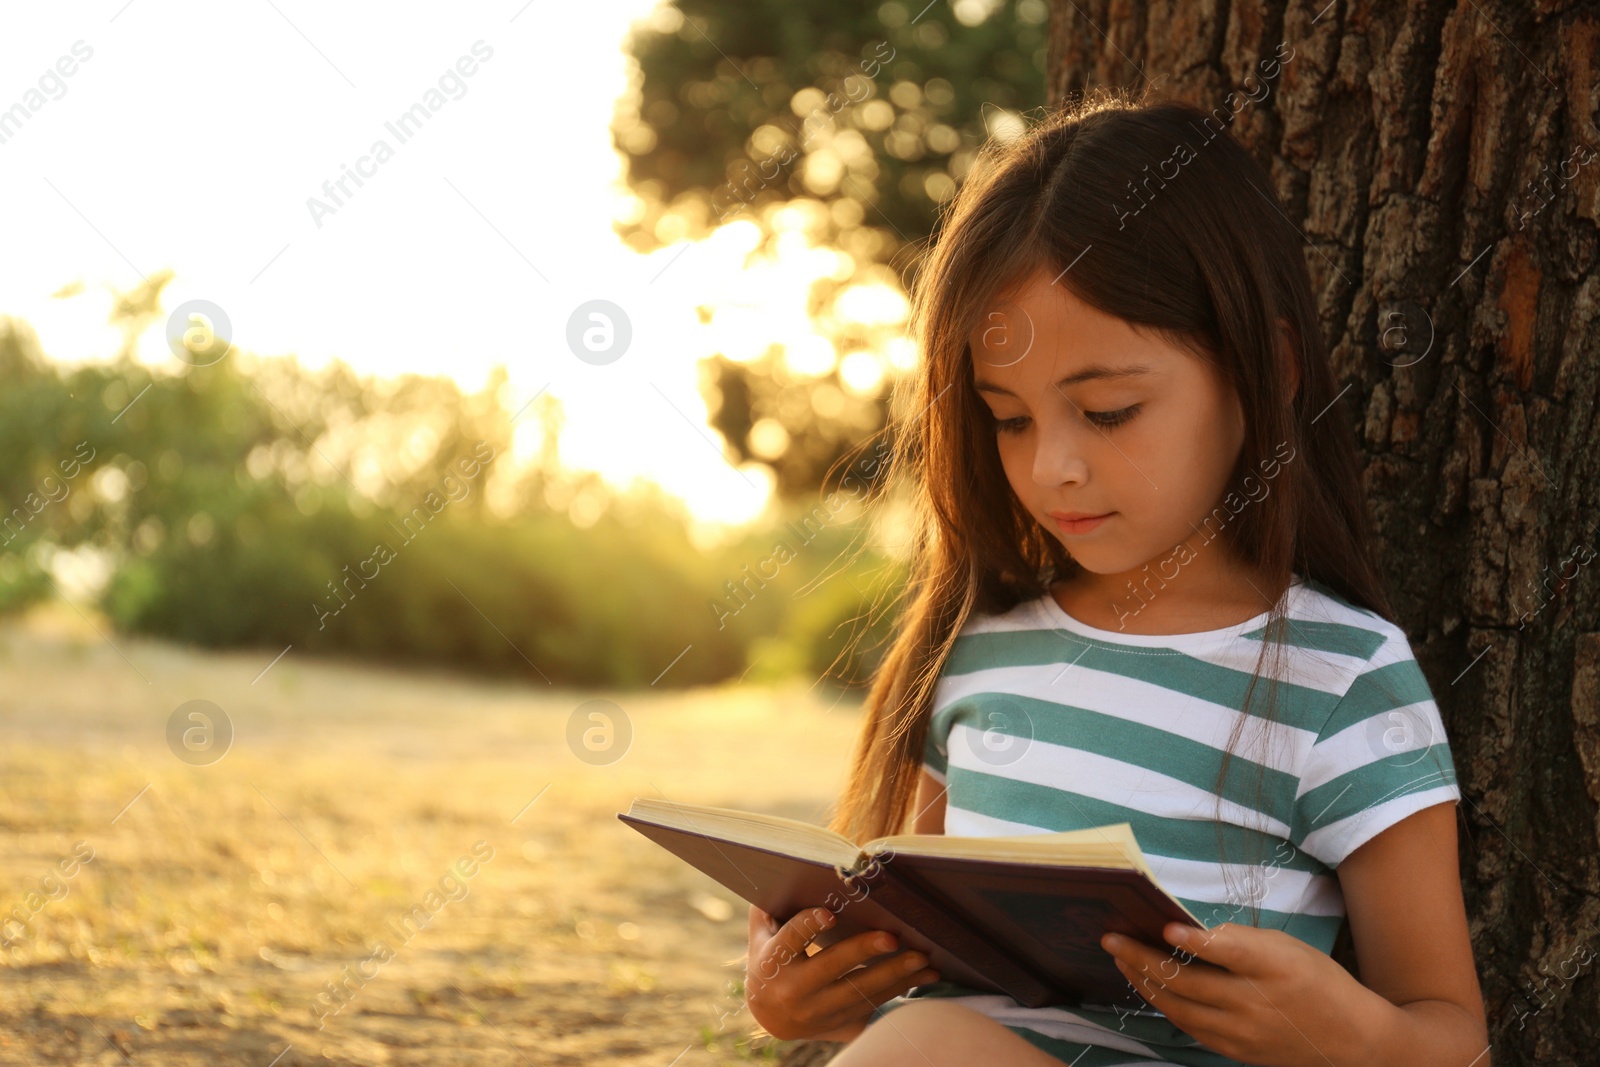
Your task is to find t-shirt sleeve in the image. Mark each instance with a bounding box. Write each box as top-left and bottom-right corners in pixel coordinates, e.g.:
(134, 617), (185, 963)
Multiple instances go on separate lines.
(1289, 629), (1462, 868)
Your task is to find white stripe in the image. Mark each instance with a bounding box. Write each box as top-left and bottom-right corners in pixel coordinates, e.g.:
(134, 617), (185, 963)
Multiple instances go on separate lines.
(943, 805), (1068, 838)
(1298, 783), (1461, 867)
(1299, 695), (1451, 796)
(1151, 855), (1346, 920)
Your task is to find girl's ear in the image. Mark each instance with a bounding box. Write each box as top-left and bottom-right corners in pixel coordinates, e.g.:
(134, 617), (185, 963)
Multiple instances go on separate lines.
(1277, 317), (1302, 402)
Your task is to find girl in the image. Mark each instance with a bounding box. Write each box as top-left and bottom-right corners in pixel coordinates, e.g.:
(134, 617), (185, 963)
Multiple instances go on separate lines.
(744, 90), (1489, 1066)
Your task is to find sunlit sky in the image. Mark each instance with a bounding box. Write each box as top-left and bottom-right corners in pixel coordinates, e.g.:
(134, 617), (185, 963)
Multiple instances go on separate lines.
(0, 1), (914, 534)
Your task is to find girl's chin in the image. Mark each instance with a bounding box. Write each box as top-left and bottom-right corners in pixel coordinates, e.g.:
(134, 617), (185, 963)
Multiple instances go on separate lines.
(1059, 546), (1154, 576)
(1060, 553), (1125, 575)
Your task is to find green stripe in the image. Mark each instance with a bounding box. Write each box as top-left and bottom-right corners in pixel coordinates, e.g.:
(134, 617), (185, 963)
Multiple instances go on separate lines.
(1176, 899), (1344, 945)
(1319, 659), (1437, 737)
(945, 768), (1329, 875)
(1293, 749), (1458, 840)
(934, 692), (1302, 817)
(1239, 616), (1387, 659)
(943, 631), (1338, 732)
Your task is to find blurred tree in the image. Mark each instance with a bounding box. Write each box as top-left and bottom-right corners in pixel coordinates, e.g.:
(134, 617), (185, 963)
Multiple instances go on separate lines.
(0, 280), (899, 690)
(618, 0), (1047, 248)
(617, 0), (1048, 498)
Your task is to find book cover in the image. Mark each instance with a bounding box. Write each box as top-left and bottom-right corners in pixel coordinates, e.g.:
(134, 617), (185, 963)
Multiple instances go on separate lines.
(618, 799), (1203, 1012)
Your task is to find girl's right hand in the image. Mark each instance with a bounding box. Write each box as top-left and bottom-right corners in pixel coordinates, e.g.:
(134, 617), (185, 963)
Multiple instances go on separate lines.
(744, 904), (942, 1041)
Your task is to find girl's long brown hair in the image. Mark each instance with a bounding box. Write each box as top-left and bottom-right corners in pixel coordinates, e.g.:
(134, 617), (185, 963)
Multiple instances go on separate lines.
(828, 87), (1396, 933)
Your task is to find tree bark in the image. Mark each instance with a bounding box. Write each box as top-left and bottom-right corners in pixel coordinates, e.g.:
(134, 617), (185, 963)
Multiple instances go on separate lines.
(1046, 1), (1600, 1062)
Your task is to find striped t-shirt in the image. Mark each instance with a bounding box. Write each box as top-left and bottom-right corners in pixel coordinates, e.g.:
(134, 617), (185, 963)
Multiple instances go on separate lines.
(881, 574), (1461, 1066)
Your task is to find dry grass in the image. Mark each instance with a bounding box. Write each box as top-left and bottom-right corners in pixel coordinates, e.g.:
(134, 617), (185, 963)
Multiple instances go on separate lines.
(0, 603), (862, 1066)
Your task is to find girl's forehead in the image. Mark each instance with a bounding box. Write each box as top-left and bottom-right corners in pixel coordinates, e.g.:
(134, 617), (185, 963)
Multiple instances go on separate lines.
(983, 269), (1062, 313)
(966, 310), (1197, 391)
(969, 271), (1107, 336)
(967, 287), (1150, 360)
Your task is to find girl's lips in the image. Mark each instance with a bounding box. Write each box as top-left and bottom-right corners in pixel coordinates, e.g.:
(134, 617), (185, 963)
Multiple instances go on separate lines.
(1052, 512), (1113, 535)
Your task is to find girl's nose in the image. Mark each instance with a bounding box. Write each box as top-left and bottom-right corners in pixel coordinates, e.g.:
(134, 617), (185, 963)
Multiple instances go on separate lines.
(1032, 423), (1090, 487)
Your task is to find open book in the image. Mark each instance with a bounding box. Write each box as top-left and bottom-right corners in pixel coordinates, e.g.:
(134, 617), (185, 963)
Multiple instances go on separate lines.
(618, 798), (1204, 1012)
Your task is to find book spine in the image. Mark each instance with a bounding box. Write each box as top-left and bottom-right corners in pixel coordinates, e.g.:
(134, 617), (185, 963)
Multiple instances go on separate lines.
(848, 855), (1059, 1008)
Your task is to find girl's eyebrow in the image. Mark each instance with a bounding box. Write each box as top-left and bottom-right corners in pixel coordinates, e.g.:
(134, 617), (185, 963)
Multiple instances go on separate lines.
(973, 363), (1154, 396)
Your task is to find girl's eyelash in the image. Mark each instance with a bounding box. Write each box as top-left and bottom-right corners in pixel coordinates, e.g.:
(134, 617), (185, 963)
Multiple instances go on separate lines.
(993, 405), (1141, 434)
(1088, 404), (1141, 429)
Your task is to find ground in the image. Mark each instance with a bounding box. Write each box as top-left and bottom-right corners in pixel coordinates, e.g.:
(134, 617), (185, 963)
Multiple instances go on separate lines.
(0, 604), (862, 1066)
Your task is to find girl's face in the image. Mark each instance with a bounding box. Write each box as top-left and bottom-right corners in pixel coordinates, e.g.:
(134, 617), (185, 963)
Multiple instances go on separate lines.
(968, 267), (1247, 586)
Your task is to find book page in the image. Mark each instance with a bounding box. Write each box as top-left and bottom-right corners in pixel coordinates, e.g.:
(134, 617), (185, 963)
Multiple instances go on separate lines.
(622, 798), (860, 868)
(870, 823), (1165, 884)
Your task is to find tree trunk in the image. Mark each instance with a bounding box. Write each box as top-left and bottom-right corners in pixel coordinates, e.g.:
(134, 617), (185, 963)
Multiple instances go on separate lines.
(1046, 1), (1600, 1062)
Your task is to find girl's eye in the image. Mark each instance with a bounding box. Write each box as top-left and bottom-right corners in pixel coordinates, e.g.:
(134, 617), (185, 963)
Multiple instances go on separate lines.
(991, 405), (1141, 434)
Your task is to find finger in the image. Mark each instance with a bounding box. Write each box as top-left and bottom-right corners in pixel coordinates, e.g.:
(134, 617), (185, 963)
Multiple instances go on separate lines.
(1113, 948), (1221, 1009)
(1111, 956), (1235, 1037)
(1163, 921), (1256, 975)
(809, 929), (910, 983)
(809, 952), (941, 1026)
(756, 906), (837, 970)
(1105, 932), (1231, 1005)
(765, 932), (939, 1035)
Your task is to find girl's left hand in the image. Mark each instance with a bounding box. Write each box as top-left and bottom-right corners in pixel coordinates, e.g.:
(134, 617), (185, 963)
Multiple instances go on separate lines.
(1101, 922), (1383, 1067)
